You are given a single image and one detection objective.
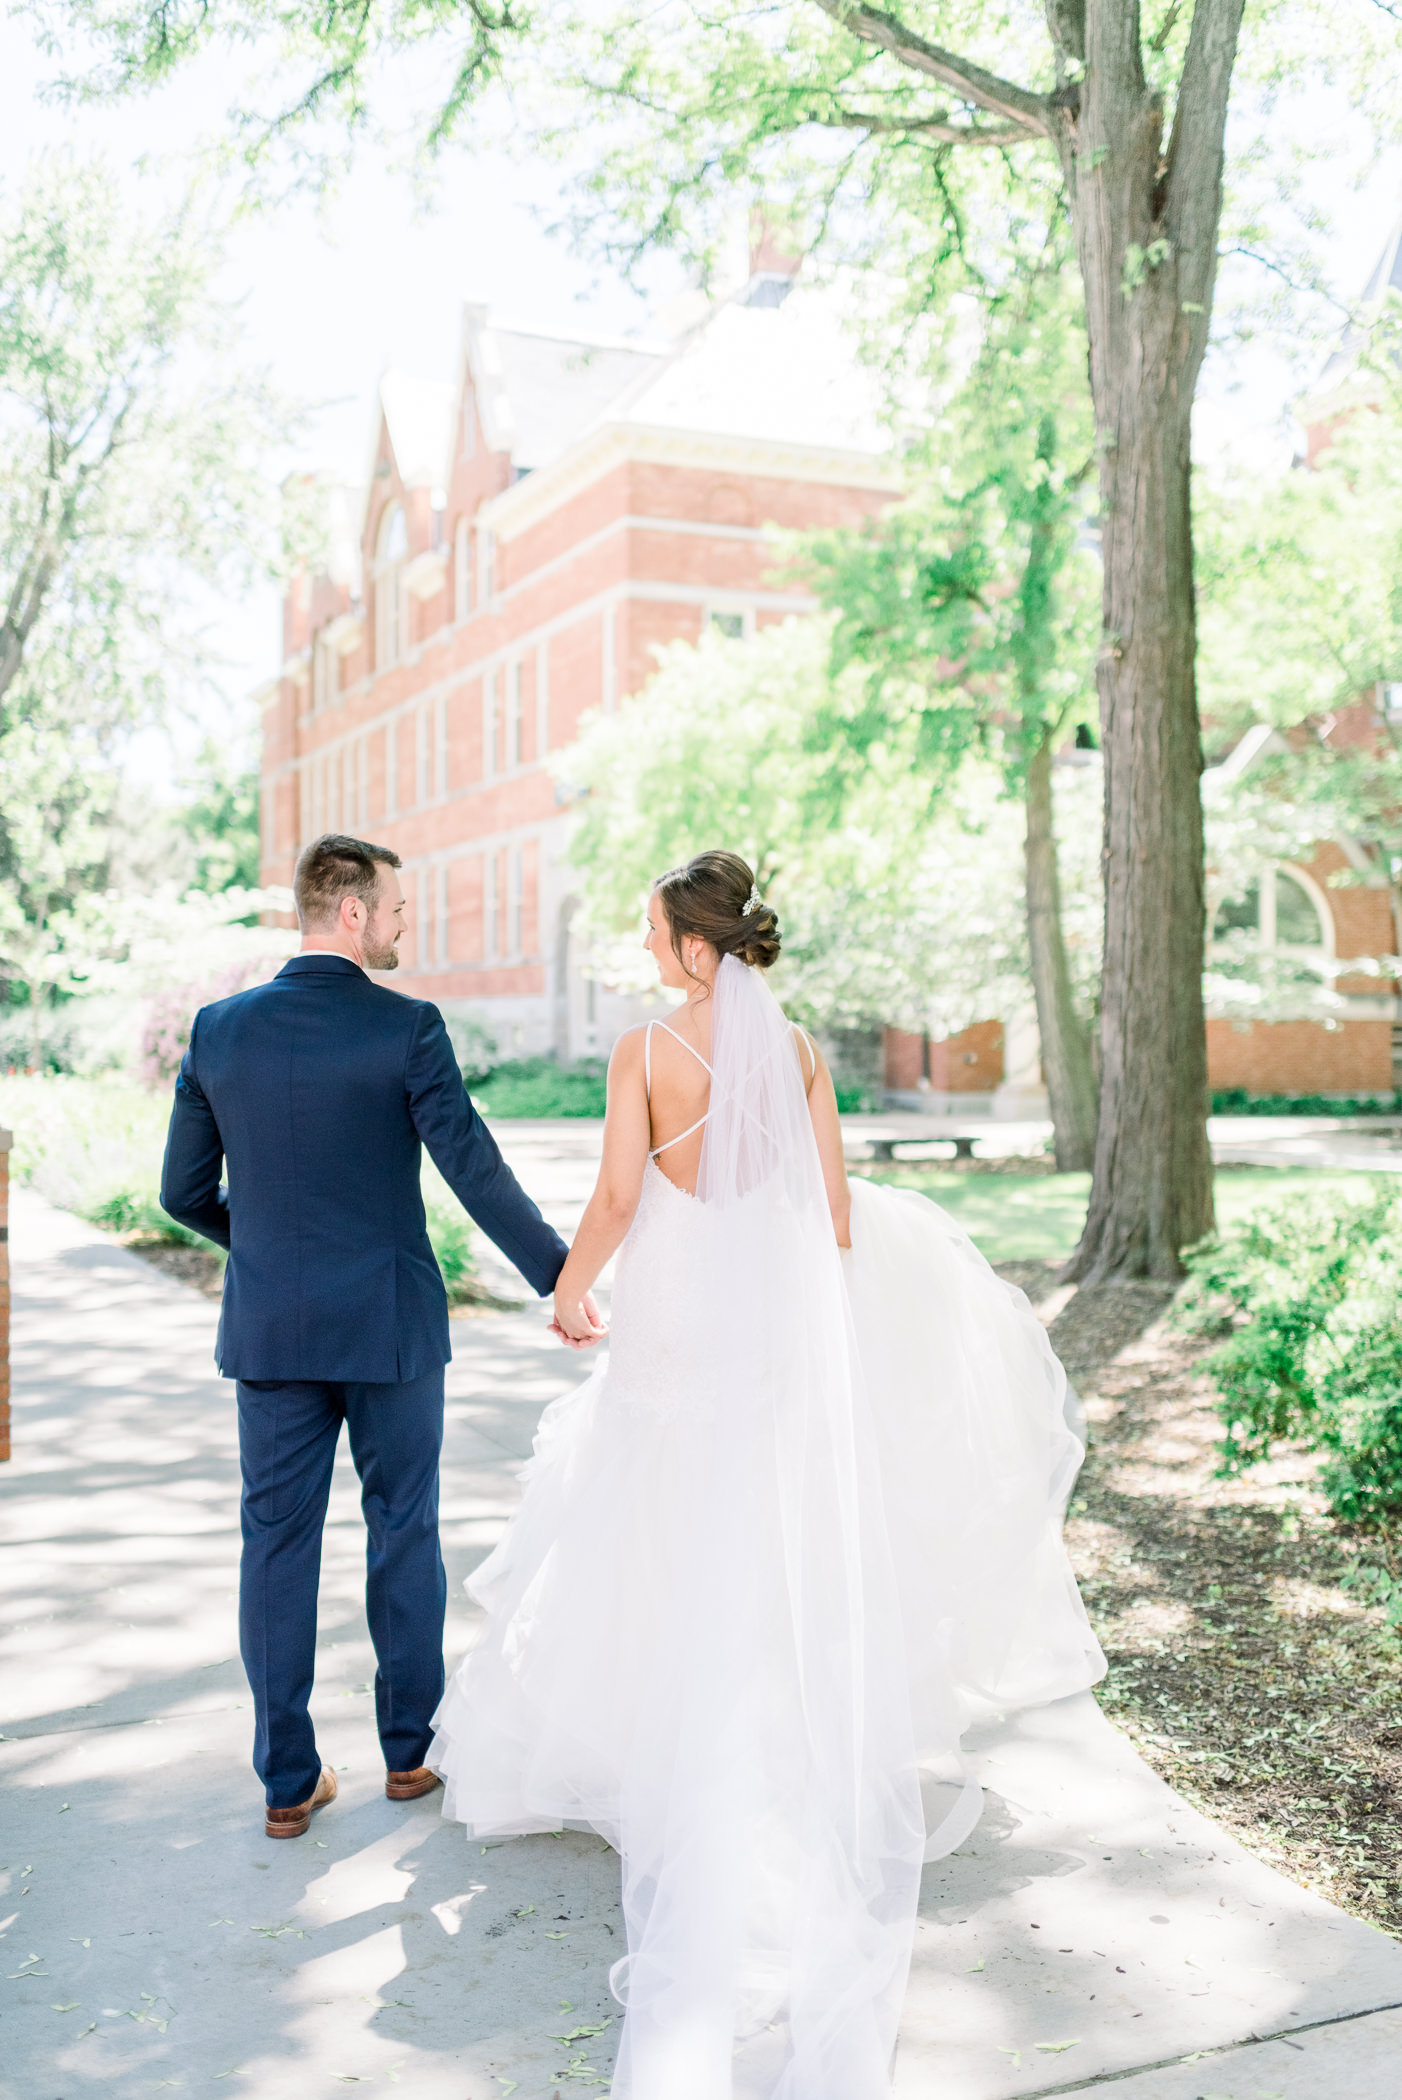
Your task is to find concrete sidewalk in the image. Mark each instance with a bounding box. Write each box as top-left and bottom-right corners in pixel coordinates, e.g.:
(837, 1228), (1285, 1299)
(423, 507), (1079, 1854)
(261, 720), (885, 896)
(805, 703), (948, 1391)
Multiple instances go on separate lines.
(3, 1185), (1401, 2099)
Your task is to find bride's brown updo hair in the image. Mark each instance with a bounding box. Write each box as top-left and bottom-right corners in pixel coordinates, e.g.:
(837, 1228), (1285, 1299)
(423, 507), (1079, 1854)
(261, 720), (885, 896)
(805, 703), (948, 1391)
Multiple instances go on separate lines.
(653, 850), (782, 971)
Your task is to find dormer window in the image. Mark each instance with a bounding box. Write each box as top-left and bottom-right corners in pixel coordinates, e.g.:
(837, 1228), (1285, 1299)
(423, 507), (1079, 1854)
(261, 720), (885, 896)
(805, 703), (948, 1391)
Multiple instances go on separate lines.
(374, 503), (409, 669)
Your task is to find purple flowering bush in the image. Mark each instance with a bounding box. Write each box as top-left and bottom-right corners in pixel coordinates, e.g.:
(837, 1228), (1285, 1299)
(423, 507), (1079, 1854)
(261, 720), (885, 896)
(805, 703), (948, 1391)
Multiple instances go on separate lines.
(138, 958), (284, 1088)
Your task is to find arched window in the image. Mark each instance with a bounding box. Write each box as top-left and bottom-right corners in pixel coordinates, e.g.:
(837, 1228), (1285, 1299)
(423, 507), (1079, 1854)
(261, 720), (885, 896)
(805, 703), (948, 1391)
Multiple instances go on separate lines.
(1212, 866), (1330, 953)
(1275, 868), (1328, 949)
(374, 503), (409, 669)
(454, 515), (472, 621)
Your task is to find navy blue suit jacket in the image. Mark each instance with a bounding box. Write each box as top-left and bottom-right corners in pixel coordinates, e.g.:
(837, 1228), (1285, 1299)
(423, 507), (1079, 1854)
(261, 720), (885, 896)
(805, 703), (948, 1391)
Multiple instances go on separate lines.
(159, 954), (568, 1382)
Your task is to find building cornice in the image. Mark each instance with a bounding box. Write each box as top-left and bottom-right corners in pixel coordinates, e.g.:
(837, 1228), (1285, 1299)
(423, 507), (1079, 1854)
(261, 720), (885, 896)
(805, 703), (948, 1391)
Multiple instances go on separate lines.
(486, 419), (902, 545)
(323, 610), (365, 655)
(403, 549), (449, 601)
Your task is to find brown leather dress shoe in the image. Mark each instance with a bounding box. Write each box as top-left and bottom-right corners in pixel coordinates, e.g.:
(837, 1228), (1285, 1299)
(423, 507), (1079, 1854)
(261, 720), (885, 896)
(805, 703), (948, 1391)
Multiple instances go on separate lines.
(265, 1765), (338, 1839)
(385, 1766), (441, 1802)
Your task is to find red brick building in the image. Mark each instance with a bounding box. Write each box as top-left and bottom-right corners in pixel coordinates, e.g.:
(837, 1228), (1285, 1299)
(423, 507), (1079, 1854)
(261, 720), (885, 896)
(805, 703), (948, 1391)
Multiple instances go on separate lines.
(1201, 724), (1399, 1100)
(262, 258), (1401, 1105)
(260, 264), (898, 1059)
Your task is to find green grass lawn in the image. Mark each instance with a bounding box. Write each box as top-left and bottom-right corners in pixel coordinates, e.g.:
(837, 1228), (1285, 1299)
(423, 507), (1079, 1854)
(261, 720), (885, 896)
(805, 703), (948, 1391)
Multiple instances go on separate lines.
(861, 1164), (1395, 1265)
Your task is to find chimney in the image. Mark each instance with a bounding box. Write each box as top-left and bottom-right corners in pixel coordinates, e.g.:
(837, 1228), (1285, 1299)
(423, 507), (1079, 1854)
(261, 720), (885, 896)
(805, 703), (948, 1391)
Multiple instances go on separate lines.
(743, 211), (804, 308)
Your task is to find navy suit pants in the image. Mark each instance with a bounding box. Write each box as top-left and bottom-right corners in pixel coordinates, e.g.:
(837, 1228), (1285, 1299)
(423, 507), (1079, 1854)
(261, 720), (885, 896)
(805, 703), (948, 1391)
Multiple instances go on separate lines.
(235, 1370), (447, 1807)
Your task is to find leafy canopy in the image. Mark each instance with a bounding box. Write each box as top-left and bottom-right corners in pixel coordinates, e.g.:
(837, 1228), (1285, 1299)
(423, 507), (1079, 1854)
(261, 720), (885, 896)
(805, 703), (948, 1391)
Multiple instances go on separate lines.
(562, 615), (1102, 1034)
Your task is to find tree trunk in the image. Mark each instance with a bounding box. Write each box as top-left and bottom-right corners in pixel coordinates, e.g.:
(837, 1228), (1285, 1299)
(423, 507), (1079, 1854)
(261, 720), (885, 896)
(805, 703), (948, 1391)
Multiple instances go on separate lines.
(1050, 0), (1242, 1280)
(1024, 729), (1098, 1169)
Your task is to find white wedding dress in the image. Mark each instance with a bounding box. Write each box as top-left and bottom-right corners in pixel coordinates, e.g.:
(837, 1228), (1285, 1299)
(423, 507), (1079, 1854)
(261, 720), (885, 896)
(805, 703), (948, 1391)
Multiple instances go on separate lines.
(429, 956), (1104, 2098)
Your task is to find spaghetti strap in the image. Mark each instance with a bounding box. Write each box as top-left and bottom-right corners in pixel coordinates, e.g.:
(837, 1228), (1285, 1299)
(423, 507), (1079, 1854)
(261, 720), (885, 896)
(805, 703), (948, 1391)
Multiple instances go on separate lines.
(794, 1025), (816, 1081)
(649, 1019), (712, 1075)
(645, 1019), (713, 1160)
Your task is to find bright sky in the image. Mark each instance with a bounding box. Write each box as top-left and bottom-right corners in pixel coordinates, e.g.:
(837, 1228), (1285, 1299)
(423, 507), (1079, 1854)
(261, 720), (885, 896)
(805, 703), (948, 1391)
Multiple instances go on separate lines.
(0, 12), (676, 784)
(1, 10), (1399, 787)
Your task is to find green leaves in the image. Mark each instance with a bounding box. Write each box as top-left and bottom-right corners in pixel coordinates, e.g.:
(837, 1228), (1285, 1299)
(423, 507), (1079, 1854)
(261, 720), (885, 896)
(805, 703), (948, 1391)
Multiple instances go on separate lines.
(1182, 1186), (1402, 1536)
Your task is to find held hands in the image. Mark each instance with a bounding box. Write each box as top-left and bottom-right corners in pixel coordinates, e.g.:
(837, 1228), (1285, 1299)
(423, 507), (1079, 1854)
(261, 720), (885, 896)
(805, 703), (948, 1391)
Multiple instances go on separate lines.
(551, 1286), (608, 1350)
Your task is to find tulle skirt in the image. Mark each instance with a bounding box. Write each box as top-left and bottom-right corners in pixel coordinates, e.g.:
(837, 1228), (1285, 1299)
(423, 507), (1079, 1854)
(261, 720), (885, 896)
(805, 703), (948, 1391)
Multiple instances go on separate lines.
(429, 1170), (1104, 2095)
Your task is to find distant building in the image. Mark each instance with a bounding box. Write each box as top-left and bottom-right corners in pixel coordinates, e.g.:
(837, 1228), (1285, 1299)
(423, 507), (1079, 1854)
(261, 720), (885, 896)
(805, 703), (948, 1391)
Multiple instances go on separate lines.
(262, 233), (1402, 1108)
(1201, 726), (1399, 1101)
(260, 253), (900, 1061)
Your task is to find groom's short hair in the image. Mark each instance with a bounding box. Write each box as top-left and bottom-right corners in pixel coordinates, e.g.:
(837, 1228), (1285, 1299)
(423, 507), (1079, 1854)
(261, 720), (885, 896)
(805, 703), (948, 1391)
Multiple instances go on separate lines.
(294, 834), (402, 929)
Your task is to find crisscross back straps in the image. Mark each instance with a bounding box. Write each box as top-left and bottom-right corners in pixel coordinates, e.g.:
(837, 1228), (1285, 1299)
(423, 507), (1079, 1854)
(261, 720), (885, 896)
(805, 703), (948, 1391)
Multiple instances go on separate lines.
(645, 1021), (714, 1158)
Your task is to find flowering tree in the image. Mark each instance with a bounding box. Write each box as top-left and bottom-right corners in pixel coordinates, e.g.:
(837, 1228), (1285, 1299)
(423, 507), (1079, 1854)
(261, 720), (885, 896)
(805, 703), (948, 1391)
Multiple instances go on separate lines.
(562, 616), (1103, 1054)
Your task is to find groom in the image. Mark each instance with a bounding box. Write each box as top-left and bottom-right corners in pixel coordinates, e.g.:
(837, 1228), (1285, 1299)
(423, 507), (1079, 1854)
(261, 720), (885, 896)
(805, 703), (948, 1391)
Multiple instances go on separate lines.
(161, 833), (576, 1837)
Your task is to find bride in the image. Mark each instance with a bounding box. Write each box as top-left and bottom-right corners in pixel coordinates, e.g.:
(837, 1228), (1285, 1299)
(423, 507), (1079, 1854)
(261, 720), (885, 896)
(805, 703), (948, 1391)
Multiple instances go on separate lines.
(429, 850), (1105, 2098)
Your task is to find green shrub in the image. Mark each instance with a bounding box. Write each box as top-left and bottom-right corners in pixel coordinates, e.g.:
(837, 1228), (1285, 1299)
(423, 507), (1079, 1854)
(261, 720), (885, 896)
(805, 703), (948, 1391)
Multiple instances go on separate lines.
(833, 1083), (877, 1113)
(470, 1058), (609, 1118)
(1180, 1188), (1402, 1532)
(1210, 1088), (1402, 1117)
(423, 1201), (475, 1298)
(85, 1187), (213, 1252)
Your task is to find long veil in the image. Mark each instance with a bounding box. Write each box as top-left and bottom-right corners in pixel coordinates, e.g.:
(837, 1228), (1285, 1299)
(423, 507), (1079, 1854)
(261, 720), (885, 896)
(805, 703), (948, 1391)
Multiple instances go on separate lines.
(608, 953), (927, 2099)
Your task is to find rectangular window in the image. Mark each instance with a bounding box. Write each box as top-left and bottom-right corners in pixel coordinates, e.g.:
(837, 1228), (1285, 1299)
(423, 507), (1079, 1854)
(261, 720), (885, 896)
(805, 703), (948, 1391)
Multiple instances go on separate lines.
(508, 846), (523, 958)
(602, 604), (617, 712)
(506, 661), (522, 769)
(299, 765), (311, 846)
(384, 722), (397, 817)
(415, 707), (429, 807)
(709, 609), (746, 640)
(535, 641), (550, 758)
(483, 671), (497, 780)
(357, 737), (370, 829)
(478, 526), (495, 604)
(416, 868), (429, 971)
(435, 694), (448, 799)
(483, 852), (498, 961)
(436, 863), (449, 967)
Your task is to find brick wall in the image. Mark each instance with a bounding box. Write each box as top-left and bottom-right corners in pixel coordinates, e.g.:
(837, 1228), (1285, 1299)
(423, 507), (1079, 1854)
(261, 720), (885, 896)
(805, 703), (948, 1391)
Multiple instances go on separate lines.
(1206, 1018), (1393, 1095)
(0, 1125), (10, 1462)
(883, 1021), (1005, 1092)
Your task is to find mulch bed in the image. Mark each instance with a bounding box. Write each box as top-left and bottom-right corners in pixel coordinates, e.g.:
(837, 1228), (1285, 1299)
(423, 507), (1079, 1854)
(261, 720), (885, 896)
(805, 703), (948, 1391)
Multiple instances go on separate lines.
(999, 1260), (1402, 1944)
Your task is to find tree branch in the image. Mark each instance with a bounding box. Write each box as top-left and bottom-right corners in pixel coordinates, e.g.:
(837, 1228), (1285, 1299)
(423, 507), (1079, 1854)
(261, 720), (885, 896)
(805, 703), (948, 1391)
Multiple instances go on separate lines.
(819, 103), (1034, 144)
(807, 0), (1051, 137)
(1162, 0), (1247, 285)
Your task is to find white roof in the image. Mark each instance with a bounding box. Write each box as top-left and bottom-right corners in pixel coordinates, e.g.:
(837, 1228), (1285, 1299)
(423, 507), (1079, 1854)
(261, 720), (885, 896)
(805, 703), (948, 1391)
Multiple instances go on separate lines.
(605, 286), (887, 457)
(470, 320), (666, 471)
